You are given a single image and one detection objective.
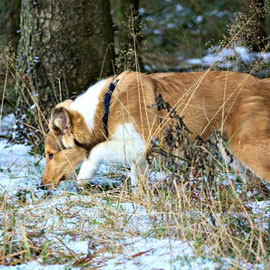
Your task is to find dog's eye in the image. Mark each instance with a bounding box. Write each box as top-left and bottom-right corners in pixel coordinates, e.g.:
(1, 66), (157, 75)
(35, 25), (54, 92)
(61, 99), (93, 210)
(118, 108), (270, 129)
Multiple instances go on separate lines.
(48, 153), (54, 160)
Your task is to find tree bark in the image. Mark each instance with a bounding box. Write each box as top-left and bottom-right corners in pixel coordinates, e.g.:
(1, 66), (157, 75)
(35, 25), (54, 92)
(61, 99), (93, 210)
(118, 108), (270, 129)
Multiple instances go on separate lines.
(0, 0), (21, 50)
(16, 0), (115, 148)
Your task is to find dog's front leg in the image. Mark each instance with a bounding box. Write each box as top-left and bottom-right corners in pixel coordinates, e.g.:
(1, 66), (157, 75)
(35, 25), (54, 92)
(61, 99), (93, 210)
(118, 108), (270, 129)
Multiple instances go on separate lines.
(77, 142), (109, 185)
(77, 157), (100, 185)
(77, 138), (146, 189)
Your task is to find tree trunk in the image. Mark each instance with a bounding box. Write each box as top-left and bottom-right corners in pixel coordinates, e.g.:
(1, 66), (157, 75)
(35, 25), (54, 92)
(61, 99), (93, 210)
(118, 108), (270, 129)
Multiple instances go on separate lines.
(0, 0), (21, 50)
(243, 0), (267, 51)
(16, 0), (115, 149)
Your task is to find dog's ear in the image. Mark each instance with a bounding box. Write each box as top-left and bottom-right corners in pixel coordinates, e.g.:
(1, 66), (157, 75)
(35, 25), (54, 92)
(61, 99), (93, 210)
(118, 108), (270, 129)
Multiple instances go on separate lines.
(51, 107), (71, 134)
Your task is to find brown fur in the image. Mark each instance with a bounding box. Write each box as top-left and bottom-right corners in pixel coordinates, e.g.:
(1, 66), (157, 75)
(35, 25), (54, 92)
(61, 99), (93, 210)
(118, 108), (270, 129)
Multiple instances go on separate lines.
(42, 70), (270, 188)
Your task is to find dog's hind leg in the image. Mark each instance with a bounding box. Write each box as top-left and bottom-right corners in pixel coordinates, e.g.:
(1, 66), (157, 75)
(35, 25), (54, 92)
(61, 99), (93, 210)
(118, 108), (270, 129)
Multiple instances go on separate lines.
(215, 135), (249, 181)
(228, 138), (270, 185)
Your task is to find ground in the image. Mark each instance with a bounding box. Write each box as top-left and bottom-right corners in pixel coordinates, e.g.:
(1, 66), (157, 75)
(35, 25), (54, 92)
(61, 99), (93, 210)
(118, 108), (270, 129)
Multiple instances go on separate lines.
(0, 114), (269, 269)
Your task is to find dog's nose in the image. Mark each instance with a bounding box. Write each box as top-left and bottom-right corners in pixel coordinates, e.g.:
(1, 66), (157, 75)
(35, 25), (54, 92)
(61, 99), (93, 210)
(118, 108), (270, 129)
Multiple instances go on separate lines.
(38, 183), (48, 190)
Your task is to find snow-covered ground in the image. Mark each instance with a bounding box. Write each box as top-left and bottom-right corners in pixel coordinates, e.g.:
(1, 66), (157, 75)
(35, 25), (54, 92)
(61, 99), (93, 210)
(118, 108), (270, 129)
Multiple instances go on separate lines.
(0, 113), (269, 268)
(0, 138), (226, 269)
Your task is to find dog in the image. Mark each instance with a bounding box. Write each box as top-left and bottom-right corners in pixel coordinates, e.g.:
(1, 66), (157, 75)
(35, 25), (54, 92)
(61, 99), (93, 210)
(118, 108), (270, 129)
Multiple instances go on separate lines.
(41, 70), (270, 190)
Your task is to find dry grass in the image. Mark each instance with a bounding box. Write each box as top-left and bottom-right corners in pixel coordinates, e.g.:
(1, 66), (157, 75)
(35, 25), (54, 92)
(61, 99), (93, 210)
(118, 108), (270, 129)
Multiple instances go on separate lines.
(0, 161), (269, 268)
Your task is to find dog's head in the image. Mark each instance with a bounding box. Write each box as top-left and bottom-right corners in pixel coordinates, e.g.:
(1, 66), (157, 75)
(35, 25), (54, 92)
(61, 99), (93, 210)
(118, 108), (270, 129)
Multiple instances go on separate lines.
(41, 101), (87, 189)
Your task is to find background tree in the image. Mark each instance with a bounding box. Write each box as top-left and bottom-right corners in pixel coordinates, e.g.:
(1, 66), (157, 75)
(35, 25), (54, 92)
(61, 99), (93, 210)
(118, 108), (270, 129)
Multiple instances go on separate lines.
(0, 0), (21, 50)
(15, 0), (115, 148)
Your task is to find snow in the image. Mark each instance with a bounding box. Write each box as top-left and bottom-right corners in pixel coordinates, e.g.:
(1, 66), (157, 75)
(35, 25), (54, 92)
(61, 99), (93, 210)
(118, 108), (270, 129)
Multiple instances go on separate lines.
(0, 138), (220, 270)
(102, 237), (218, 270)
(0, 261), (65, 270)
(0, 139), (39, 193)
(186, 46), (270, 69)
(0, 113), (15, 135)
(1, 137), (268, 269)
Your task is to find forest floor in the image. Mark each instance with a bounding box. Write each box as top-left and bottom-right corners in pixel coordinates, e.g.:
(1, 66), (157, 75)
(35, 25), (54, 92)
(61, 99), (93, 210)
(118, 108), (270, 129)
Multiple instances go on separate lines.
(0, 114), (269, 270)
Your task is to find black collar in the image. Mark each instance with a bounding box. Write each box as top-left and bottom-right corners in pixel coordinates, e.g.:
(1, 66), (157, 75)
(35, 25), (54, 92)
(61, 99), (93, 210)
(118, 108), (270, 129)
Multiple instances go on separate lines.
(102, 79), (119, 136)
(74, 138), (90, 152)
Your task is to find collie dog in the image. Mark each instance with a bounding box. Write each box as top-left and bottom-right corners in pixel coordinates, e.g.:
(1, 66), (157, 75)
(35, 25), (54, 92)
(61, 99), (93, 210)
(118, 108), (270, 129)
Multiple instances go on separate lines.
(41, 70), (270, 189)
